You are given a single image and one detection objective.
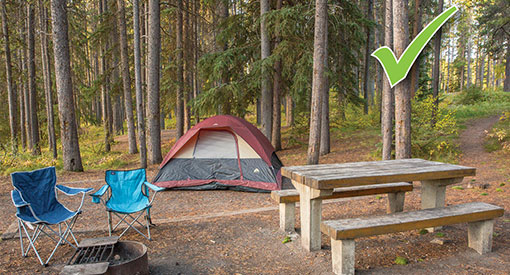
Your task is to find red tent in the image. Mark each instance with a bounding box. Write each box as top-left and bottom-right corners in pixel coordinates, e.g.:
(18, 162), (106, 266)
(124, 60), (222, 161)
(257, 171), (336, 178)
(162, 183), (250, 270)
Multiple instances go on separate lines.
(153, 115), (283, 192)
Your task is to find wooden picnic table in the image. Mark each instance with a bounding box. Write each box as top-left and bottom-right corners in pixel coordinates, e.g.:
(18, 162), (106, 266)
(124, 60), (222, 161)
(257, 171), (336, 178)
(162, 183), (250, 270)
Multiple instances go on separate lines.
(281, 158), (476, 251)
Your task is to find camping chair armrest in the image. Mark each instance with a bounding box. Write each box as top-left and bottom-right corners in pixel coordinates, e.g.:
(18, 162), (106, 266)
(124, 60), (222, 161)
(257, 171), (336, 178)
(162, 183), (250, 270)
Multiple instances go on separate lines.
(56, 185), (94, 196)
(11, 189), (30, 208)
(144, 182), (165, 192)
(144, 182), (164, 205)
(90, 184), (109, 204)
(57, 185), (93, 213)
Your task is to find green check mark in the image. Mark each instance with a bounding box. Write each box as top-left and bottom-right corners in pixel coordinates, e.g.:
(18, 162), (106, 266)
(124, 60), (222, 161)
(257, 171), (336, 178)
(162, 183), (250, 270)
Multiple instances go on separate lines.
(372, 6), (458, 88)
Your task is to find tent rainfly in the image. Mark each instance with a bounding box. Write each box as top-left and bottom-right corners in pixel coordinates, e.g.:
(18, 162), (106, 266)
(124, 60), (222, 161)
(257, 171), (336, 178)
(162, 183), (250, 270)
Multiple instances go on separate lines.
(152, 115), (283, 192)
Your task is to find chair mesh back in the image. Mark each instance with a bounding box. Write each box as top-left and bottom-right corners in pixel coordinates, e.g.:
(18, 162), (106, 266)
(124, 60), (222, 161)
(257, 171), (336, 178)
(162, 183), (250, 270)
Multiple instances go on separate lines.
(11, 167), (59, 216)
(105, 169), (148, 205)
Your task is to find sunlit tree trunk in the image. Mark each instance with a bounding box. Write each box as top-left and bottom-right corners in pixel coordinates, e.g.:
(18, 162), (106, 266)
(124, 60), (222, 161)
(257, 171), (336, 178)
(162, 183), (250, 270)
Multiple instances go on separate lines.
(117, 0), (138, 154)
(285, 95), (294, 126)
(51, 0), (83, 171)
(176, 0), (184, 139)
(393, 0), (411, 159)
(260, 0), (272, 139)
(38, 0), (57, 158)
(133, 0), (147, 168)
(307, 0), (327, 165)
(147, 0), (162, 164)
(431, 0), (443, 123)
(271, 0), (283, 151)
(27, 4), (41, 155)
(409, 0), (422, 97)
(381, 0), (393, 160)
(1, 0), (17, 153)
(363, 0), (373, 114)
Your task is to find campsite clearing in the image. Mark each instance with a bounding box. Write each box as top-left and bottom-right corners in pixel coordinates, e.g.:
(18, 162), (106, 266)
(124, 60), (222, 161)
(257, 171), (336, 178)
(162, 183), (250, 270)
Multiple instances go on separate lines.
(0, 116), (509, 274)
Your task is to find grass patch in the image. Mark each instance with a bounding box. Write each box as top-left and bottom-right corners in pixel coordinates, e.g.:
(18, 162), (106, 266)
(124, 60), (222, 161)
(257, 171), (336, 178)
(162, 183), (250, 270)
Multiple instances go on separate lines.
(375, 195), (383, 200)
(500, 183), (506, 187)
(282, 236), (292, 244)
(395, 256), (409, 265)
(451, 186), (464, 190)
(435, 232), (445, 237)
(496, 188), (503, 192)
(419, 229), (429, 235)
(480, 192), (488, 196)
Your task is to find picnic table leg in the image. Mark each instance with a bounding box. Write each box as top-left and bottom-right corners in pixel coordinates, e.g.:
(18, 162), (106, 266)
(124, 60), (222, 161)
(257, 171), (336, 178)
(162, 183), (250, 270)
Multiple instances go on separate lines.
(387, 192), (405, 213)
(421, 177), (463, 231)
(292, 180), (332, 252)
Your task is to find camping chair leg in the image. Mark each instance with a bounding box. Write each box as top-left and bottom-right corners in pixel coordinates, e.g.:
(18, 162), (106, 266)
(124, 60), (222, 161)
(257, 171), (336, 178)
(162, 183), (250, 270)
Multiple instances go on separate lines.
(146, 214), (151, 240)
(107, 211), (112, 236)
(146, 208), (155, 226)
(24, 225), (43, 256)
(19, 221), (45, 266)
(118, 212), (151, 240)
(64, 220), (80, 246)
(44, 217), (78, 266)
(18, 220), (25, 257)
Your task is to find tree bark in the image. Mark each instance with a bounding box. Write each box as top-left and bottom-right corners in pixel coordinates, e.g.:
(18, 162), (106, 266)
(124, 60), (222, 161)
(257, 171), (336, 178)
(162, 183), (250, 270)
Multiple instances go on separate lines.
(51, 0), (83, 171)
(1, 0), (17, 153)
(320, 25), (330, 156)
(147, 0), (162, 164)
(133, 0), (147, 168)
(271, 0), (283, 151)
(285, 95), (293, 126)
(409, 0), (422, 97)
(393, 0), (411, 159)
(505, 43), (510, 92)
(307, 0), (327, 165)
(99, 0), (111, 152)
(431, 0), (443, 122)
(363, 0), (373, 114)
(117, 0), (138, 154)
(18, 49), (26, 151)
(38, 0), (57, 158)
(381, 0), (393, 160)
(176, 0), (184, 139)
(260, 0), (272, 139)
(27, 4), (41, 155)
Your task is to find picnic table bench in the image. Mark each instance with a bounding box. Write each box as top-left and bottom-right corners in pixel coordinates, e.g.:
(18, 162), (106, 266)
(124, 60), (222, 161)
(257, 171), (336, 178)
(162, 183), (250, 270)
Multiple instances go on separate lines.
(281, 158), (476, 251)
(321, 202), (504, 275)
(271, 182), (413, 232)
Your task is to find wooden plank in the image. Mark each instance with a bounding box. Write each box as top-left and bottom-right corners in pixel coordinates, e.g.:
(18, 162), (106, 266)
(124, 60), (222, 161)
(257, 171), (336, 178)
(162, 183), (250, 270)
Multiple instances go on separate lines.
(281, 159), (475, 189)
(321, 202), (503, 240)
(271, 182), (413, 203)
(78, 236), (119, 248)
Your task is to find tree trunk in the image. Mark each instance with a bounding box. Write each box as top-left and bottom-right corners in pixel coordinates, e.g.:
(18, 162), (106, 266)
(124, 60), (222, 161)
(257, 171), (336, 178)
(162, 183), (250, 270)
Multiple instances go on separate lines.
(18, 49), (26, 151)
(381, 0), (393, 160)
(446, 38), (451, 93)
(505, 43), (510, 92)
(431, 0), (443, 123)
(100, 0), (111, 152)
(363, 0), (373, 114)
(1, 0), (17, 153)
(320, 28), (330, 156)
(147, 0), (162, 164)
(466, 39), (472, 88)
(271, 0), (283, 151)
(176, 0), (184, 139)
(27, 4), (40, 155)
(307, 0), (327, 165)
(260, 0), (272, 139)
(184, 0), (191, 131)
(133, 0), (147, 168)
(193, 0), (200, 124)
(393, 0), (411, 159)
(51, 0), (83, 171)
(285, 95), (294, 126)
(38, 0), (57, 158)
(117, 0), (137, 154)
(486, 55), (491, 89)
(409, 0), (422, 97)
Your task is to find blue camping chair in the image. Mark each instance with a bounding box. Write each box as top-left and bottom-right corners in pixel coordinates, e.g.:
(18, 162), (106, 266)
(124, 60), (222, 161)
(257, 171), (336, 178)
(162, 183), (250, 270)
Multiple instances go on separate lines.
(91, 168), (164, 240)
(10, 167), (93, 266)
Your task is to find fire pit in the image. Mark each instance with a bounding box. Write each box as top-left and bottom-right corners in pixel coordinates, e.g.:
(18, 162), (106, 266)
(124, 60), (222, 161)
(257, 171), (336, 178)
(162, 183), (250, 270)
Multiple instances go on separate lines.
(61, 236), (148, 275)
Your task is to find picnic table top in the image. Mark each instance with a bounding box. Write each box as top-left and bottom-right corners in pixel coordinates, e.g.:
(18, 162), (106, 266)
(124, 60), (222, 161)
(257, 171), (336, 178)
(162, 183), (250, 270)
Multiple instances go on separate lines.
(281, 158), (475, 190)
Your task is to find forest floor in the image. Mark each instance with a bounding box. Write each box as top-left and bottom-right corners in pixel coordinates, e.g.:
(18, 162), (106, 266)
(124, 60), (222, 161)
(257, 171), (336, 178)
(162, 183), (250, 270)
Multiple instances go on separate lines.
(0, 116), (509, 274)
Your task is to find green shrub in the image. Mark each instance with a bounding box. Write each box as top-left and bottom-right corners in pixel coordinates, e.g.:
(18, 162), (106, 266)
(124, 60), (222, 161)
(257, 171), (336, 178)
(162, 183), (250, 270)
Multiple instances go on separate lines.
(454, 86), (487, 105)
